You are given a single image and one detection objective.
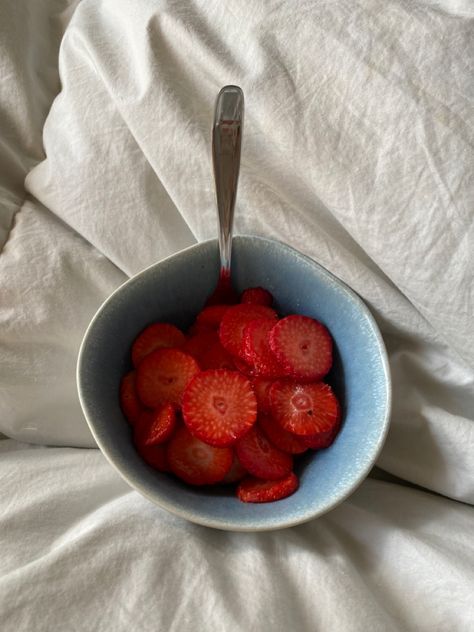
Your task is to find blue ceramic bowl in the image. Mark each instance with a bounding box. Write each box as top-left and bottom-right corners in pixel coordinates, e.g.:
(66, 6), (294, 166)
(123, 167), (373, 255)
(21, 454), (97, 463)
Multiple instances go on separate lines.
(77, 235), (391, 531)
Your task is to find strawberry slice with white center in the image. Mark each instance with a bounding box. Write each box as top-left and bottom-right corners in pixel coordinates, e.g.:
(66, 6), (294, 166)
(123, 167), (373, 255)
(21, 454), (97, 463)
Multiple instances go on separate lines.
(182, 369), (257, 447)
(243, 318), (282, 377)
(131, 323), (185, 367)
(237, 472), (299, 503)
(136, 348), (200, 409)
(167, 425), (233, 485)
(269, 381), (340, 436)
(236, 425), (293, 480)
(219, 304), (277, 359)
(269, 315), (332, 381)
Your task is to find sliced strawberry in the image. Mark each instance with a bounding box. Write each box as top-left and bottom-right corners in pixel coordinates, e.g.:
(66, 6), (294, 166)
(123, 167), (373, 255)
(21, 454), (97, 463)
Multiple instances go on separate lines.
(269, 381), (340, 436)
(134, 403), (176, 447)
(119, 371), (143, 424)
(251, 377), (275, 414)
(233, 356), (256, 377)
(219, 304), (277, 359)
(243, 318), (282, 377)
(235, 425), (293, 480)
(182, 369), (257, 447)
(182, 329), (219, 364)
(303, 430), (334, 449)
(269, 315), (332, 381)
(199, 341), (236, 371)
(221, 452), (248, 483)
(196, 305), (230, 330)
(138, 444), (170, 472)
(131, 323), (185, 367)
(167, 425), (233, 485)
(136, 348), (200, 409)
(240, 287), (273, 306)
(258, 414), (308, 454)
(303, 417), (341, 449)
(237, 472), (298, 503)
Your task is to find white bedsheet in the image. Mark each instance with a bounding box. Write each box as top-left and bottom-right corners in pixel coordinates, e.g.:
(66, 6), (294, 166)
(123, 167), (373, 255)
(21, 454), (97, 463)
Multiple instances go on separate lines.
(1, 0), (473, 630)
(1, 439), (473, 631)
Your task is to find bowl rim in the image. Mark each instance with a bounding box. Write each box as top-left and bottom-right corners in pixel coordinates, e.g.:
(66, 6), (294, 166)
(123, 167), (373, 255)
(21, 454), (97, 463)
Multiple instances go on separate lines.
(77, 234), (392, 531)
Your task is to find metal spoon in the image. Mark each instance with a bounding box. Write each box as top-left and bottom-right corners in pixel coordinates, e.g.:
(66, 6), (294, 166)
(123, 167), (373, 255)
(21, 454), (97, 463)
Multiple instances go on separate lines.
(207, 85), (244, 304)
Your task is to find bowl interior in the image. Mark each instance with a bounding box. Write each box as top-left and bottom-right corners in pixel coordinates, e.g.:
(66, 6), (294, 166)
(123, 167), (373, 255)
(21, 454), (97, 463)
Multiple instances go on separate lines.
(78, 235), (390, 530)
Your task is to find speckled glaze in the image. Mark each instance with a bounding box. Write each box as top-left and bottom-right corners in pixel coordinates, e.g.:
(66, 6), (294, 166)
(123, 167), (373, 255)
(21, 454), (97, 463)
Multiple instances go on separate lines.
(77, 236), (391, 531)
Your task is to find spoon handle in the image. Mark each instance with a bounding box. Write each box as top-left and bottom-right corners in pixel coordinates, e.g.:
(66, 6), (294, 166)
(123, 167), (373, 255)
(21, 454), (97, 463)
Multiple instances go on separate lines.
(212, 85), (244, 280)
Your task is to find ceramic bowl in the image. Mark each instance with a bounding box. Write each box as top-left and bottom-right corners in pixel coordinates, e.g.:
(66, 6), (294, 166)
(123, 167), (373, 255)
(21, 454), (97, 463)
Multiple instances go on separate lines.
(77, 235), (391, 531)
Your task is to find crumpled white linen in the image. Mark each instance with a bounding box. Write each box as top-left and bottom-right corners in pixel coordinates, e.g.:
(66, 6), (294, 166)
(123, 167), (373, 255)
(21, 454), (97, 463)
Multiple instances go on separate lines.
(2, 0), (473, 502)
(0, 439), (473, 632)
(0, 0), (78, 250)
(1, 0), (474, 629)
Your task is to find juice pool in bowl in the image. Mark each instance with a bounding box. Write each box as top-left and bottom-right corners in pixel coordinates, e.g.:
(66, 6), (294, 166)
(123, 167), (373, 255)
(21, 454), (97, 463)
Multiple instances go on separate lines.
(77, 235), (391, 531)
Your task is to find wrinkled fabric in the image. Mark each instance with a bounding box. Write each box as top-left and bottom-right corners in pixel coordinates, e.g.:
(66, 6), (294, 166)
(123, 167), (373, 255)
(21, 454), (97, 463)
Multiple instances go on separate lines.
(1, 0), (473, 630)
(2, 0), (473, 500)
(0, 440), (473, 632)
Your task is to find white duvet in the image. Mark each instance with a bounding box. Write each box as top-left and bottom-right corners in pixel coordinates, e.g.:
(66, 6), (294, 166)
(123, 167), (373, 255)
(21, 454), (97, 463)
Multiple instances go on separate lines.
(1, 0), (473, 630)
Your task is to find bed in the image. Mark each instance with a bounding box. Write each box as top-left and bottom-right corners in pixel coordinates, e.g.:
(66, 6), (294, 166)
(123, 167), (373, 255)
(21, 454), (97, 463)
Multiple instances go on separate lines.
(1, 0), (473, 629)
